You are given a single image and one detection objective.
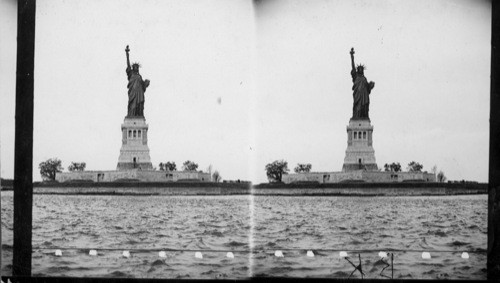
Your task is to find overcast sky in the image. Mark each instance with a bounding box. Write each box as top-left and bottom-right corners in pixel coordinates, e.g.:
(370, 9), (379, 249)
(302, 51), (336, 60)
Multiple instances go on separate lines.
(0, 0), (491, 183)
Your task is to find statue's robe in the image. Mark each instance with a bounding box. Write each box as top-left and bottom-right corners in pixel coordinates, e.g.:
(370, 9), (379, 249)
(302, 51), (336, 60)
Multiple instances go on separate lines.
(126, 66), (148, 117)
(351, 69), (373, 119)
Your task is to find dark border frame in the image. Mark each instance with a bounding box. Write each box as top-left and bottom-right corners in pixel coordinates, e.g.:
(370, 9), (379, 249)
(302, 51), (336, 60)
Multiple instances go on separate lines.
(488, 0), (500, 280)
(7, 0), (499, 281)
(12, 0), (35, 277)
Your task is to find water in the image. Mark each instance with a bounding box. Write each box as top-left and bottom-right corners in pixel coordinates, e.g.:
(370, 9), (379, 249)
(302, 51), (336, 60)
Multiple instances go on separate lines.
(1, 193), (251, 279)
(251, 195), (487, 279)
(1, 191), (487, 279)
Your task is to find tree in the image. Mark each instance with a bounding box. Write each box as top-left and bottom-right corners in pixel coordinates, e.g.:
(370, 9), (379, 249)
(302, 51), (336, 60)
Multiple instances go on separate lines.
(212, 170), (222, 183)
(294, 163), (312, 173)
(165, 161), (177, 171)
(437, 171), (447, 182)
(159, 162), (165, 171)
(68, 162), (86, 172)
(407, 161), (423, 172)
(384, 162), (401, 172)
(39, 158), (63, 181)
(391, 162), (402, 172)
(182, 160), (198, 171)
(265, 160), (289, 183)
(384, 163), (390, 171)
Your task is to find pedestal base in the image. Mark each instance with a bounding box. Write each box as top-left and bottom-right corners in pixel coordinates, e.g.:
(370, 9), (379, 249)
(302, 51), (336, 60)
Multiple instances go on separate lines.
(342, 118), (378, 172)
(117, 162), (153, 170)
(116, 117), (153, 171)
(342, 163), (378, 171)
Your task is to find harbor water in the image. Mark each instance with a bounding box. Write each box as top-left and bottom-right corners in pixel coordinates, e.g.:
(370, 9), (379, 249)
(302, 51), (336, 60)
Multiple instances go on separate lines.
(1, 191), (487, 279)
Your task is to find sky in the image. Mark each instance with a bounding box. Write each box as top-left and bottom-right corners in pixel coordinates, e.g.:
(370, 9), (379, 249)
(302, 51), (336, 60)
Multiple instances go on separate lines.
(0, 0), (491, 184)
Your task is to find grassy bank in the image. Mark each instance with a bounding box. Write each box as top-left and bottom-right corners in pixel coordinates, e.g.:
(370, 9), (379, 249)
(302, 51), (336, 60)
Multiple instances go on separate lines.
(1, 179), (487, 196)
(33, 180), (250, 189)
(254, 181), (487, 190)
(0, 178), (13, 190)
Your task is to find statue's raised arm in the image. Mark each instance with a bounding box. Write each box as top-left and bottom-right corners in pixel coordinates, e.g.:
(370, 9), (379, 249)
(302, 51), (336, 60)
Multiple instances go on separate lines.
(125, 45), (131, 70)
(350, 48), (356, 72)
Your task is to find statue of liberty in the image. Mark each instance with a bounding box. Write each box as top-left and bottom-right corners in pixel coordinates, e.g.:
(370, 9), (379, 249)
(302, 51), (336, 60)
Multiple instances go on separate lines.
(350, 48), (375, 119)
(125, 45), (150, 117)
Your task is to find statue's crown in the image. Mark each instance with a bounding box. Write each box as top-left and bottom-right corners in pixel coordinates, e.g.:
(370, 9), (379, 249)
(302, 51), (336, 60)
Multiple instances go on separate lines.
(132, 62), (141, 68)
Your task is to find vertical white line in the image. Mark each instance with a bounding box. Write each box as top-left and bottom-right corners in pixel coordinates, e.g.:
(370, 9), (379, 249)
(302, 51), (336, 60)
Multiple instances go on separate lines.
(248, 193), (254, 278)
(247, 0), (259, 278)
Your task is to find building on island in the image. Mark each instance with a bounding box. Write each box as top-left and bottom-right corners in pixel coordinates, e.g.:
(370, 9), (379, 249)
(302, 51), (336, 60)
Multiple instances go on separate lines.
(55, 114), (210, 183)
(282, 170), (436, 184)
(56, 46), (210, 183)
(56, 169), (211, 183)
(282, 48), (436, 184)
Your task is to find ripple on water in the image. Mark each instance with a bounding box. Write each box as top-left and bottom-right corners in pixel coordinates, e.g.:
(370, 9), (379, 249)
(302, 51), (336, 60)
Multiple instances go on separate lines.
(449, 240), (469, 247)
(151, 259), (166, 266)
(225, 240), (247, 247)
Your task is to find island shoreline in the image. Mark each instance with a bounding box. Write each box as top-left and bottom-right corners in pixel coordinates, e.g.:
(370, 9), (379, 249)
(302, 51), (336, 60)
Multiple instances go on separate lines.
(0, 180), (487, 196)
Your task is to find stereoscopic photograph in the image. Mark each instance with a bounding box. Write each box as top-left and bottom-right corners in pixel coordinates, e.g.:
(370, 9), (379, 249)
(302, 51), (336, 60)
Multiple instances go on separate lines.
(0, 0), (491, 280)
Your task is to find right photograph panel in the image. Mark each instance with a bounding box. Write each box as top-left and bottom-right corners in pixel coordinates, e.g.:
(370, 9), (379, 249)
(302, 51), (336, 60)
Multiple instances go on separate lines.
(251, 0), (490, 280)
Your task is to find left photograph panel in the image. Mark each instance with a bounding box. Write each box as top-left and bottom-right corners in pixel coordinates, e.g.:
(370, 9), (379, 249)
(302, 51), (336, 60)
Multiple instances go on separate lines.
(1, 0), (255, 279)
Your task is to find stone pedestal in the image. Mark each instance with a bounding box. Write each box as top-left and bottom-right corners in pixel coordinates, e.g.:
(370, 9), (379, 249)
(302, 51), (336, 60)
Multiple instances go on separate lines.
(342, 118), (378, 171)
(116, 117), (153, 170)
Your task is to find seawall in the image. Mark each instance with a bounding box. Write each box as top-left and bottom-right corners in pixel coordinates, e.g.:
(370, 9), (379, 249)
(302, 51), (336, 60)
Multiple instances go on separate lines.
(251, 186), (486, 196)
(252, 182), (487, 196)
(20, 181), (488, 196)
(33, 186), (251, 195)
(32, 182), (251, 195)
